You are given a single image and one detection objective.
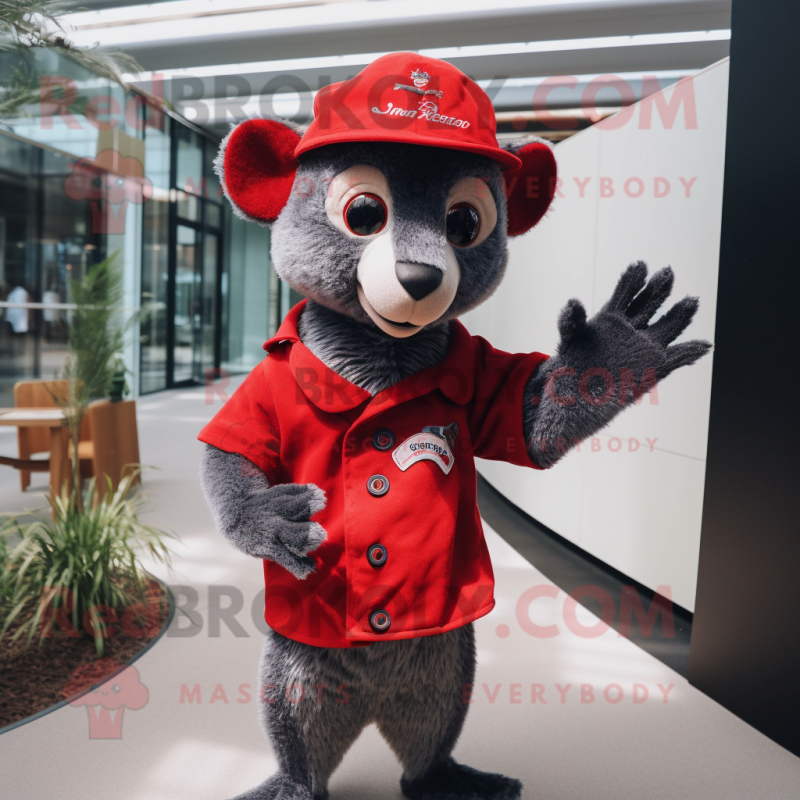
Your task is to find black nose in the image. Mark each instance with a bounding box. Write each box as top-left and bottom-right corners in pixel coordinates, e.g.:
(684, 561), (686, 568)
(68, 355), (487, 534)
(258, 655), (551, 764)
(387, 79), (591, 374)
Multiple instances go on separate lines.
(395, 262), (443, 301)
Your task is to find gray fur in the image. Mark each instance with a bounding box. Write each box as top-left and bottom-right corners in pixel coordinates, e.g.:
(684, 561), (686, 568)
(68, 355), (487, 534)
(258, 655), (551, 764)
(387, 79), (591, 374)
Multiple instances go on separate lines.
(270, 142), (510, 325)
(523, 262), (712, 468)
(199, 446), (326, 579)
(298, 300), (450, 395)
(240, 624), (510, 800)
(231, 773), (316, 800)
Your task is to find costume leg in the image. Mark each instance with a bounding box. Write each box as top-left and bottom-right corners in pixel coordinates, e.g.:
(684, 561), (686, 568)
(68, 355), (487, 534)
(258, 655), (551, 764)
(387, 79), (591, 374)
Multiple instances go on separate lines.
(374, 624), (522, 800)
(231, 631), (372, 800)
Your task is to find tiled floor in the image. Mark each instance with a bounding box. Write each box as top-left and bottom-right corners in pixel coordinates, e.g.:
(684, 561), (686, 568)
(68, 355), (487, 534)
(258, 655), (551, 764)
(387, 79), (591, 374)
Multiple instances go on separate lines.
(1, 383), (799, 799)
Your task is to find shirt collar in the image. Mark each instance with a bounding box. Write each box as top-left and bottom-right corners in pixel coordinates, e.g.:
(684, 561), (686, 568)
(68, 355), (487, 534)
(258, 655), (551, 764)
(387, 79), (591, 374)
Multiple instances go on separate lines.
(264, 299), (476, 412)
(264, 300), (306, 352)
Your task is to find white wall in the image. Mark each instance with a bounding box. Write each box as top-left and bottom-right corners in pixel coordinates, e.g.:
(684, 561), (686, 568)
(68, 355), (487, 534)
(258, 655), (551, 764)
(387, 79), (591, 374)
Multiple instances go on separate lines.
(465, 59), (729, 612)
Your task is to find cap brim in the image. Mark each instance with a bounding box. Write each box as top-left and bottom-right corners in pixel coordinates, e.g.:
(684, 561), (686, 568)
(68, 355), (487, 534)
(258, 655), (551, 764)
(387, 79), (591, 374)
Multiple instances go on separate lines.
(295, 128), (522, 172)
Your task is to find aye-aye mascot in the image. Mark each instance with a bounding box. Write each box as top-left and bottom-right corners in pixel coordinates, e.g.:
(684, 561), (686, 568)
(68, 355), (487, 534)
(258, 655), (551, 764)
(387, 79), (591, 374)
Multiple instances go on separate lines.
(199, 53), (710, 800)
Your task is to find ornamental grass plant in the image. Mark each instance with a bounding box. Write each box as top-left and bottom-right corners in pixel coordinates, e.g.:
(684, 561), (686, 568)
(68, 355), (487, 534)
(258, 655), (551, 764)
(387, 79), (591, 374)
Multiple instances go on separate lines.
(0, 471), (174, 657)
(0, 255), (175, 659)
(54, 253), (129, 508)
(0, 0), (142, 80)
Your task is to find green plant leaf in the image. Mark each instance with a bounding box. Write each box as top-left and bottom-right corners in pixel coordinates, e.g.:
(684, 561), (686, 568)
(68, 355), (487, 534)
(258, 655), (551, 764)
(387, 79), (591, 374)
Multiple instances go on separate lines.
(0, 468), (174, 655)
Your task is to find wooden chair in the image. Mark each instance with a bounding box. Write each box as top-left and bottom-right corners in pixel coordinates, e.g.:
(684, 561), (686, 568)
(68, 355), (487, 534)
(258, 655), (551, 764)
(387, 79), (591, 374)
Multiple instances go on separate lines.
(14, 380), (140, 498)
(14, 380), (93, 491)
(86, 399), (141, 498)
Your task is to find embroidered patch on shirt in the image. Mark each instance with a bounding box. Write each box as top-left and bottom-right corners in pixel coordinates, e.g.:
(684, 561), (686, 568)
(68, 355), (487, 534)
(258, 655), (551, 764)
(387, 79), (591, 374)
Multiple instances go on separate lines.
(392, 423), (458, 475)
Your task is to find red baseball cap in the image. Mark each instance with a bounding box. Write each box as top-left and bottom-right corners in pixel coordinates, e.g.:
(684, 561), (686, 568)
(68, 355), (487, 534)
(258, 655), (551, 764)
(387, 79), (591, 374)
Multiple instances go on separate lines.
(295, 52), (522, 171)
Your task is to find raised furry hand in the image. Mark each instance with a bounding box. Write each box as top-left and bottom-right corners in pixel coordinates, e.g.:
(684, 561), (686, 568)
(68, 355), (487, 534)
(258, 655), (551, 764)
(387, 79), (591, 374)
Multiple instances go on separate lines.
(199, 445), (327, 579)
(523, 261), (712, 468)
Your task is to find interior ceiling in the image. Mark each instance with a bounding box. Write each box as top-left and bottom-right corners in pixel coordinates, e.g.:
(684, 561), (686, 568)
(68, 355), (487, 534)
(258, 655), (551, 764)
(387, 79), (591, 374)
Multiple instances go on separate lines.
(59, 0), (732, 139)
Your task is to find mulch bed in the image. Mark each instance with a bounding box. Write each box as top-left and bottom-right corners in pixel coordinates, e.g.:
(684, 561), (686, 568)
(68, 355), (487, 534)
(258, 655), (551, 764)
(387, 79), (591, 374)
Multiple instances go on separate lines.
(0, 579), (170, 730)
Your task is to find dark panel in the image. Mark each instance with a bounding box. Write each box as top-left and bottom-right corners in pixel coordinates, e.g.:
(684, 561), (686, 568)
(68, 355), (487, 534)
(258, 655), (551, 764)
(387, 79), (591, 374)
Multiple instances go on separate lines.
(688, 0), (800, 756)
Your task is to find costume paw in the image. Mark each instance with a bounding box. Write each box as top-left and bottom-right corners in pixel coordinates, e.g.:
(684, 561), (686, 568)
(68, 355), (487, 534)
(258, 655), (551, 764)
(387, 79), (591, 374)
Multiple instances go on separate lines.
(229, 772), (323, 800)
(562, 262), (712, 387)
(401, 758), (522, 800)
(241, 482), (328, 579)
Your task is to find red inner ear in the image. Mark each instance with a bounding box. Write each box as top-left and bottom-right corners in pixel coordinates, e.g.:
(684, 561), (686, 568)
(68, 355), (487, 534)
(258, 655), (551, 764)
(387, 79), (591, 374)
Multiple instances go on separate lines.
(223, 118), (301, 223)
(504, 142), (557, 236)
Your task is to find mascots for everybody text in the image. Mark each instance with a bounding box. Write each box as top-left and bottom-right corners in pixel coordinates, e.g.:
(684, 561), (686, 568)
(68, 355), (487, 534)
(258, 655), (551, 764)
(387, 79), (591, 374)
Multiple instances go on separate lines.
(199, 53), (710, 800)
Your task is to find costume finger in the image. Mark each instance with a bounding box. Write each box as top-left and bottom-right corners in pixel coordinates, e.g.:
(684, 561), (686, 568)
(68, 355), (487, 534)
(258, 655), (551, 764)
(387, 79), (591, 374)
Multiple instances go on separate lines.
(266, 483), (311, 499)
(279, 521), (327, 558)
(266, 484), (326, 521)
(276, 550), (316, 580)
(647, 296), (699, 346)
(662, 340), (713, 376)
(557, 299), (587, 346)
(626, 266), (674, 328)
(601, 261), (648, 315)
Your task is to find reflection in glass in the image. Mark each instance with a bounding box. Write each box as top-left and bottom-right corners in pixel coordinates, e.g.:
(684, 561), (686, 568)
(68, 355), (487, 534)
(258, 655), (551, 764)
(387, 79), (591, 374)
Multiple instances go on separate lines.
(204, 138), (222, 202)
(0, 42), (283, 397)
(140, 197), (169, 393)
(173, 225), (197, 384)
(205, 202), (222, 230)
(200, 232), (218, 382)
(176, 127), (203, 197)
(0, 135), (109, 406)
(176, 190), (199, 222)
(222, 213), (271, 374)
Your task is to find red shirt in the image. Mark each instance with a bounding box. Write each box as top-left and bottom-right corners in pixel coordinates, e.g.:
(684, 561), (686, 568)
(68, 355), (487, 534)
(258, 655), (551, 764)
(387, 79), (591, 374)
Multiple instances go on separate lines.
(198, 301), (546, 647)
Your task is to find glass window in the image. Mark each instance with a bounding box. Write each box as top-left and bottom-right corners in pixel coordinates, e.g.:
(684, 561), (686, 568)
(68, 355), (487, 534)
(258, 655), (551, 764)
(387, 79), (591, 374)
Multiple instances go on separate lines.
(203, 139), (222, 202)
(205, 202), (222, 230)
(176, 127), (203, 197)
(0, 45), (274, 398)
(222, 213), (270, 375)
(0, 48), (142, 162)
(139, 119), (171, 393)
(175, 190), (199, 222)
(0, 132), (129, 406)
(140, 197), (169, 393)
(145, 115), (171, 192)
(200, 232), (218, 381)
(173, 225), (198, 384)
(0, 45), (152, 403)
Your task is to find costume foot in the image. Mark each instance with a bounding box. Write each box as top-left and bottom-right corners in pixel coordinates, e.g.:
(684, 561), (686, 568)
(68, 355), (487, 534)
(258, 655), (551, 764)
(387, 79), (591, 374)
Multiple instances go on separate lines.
(229, 772), (326, 800)
(401, 757), (522, 800)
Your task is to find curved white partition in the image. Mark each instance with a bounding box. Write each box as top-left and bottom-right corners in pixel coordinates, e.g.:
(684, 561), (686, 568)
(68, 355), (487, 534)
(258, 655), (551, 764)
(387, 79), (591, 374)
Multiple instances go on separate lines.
(466, 59), (729, 612)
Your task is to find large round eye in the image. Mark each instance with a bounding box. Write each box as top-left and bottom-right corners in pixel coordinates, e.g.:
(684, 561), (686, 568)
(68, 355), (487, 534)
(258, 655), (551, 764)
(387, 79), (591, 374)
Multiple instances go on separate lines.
(446, 203), (480, 247)
(344, 193), (387, 236)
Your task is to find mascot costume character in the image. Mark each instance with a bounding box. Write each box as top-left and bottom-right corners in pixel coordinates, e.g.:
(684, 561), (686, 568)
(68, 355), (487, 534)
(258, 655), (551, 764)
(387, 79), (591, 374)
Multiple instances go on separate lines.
(199, 52), (710, 800)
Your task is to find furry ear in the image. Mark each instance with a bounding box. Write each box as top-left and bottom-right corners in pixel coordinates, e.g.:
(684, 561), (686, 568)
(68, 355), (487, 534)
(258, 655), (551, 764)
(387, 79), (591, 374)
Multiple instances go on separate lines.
(502, 138), (557, 236)
(215, 117), (302, 224)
